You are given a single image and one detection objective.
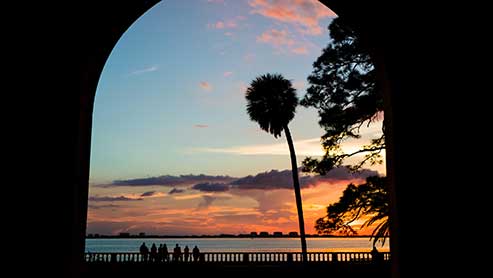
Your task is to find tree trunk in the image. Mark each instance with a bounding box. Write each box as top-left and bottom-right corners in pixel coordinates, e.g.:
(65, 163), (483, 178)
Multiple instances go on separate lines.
(284, 125), (308, 262)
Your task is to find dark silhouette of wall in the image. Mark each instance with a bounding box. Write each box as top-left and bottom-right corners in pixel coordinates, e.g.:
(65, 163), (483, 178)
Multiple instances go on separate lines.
(9, 1), (471, 277)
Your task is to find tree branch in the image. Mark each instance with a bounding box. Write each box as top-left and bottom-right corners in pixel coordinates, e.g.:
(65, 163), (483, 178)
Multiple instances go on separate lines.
(340, 146), (385, 158)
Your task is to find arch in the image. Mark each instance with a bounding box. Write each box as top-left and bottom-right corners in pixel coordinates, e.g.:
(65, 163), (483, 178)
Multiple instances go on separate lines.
(48, 1), (423, 277)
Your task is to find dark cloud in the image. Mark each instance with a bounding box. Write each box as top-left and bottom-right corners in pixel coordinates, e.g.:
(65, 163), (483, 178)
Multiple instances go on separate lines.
(140, 191), (157, 197)
(315, 167), (379, 181)
(231, 167), (379, 190)
(88, 195), (143, 202)
(108, 174), (237, 187)
(88, 204), (121, 210)
(231, 169), (296, 190)
(192, 182), (230, 192)
(168, 188), (185, 195)
(98, 167), (377, 191)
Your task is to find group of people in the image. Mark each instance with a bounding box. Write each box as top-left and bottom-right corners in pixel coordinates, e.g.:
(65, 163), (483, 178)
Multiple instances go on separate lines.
(139, 243), (200, 262)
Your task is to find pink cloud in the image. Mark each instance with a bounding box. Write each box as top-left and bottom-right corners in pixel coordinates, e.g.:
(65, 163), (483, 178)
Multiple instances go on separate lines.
(256, 29), (310, 55)
(292, 80), (305, 90)
(223, 71), (233, 77)
(215, 21), (225, 29)
(226, 21), (238, 28)
(257, 29), (294, 47)
(249, 0), (336, 35)
(199, 81), (212, 91)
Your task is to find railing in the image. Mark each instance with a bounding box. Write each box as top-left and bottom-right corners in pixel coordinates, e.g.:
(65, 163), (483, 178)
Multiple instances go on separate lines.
(84, 251), (390, 264)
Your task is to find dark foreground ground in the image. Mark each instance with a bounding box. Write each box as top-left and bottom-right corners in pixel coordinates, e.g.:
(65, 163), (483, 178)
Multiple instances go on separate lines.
(82, 262), (390, 278)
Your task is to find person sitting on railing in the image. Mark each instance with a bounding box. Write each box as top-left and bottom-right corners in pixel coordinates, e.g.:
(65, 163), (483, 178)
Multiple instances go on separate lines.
(192, 246), (200, 262)
(139, 242), (149, 262)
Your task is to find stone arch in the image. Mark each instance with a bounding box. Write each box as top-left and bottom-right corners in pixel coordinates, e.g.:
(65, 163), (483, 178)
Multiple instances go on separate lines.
(68, 1), (416, 277)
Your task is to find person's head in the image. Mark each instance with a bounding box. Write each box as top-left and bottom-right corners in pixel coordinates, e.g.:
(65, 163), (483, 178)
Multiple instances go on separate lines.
(176, 244), (179, 247)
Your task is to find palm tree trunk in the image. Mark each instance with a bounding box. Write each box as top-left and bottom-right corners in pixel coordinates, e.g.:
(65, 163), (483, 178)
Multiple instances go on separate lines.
(283, 124), (308, 262)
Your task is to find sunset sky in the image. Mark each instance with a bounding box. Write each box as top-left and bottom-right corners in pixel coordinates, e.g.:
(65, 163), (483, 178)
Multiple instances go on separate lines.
(88, 0), (385, 236)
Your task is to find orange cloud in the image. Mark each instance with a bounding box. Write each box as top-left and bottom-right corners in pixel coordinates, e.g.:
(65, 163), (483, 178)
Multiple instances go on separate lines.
(199, 81), (212, 91)
(88, 167), (384, 236)
(249, 0), (336, 35)
(291, 46), (308, 54)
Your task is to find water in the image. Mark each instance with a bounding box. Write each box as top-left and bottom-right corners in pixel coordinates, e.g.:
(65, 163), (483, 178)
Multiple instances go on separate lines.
(85, 237), (390, 253)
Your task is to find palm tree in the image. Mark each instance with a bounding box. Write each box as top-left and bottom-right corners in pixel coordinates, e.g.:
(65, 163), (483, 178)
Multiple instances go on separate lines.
(245, 73), (307, 261)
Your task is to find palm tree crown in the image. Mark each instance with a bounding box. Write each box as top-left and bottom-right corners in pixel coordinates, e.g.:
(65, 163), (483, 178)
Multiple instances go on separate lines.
(245, 73), (298, 138)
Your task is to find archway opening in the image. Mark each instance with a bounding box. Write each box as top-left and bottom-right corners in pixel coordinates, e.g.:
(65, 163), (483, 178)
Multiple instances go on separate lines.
(86, 0), (389, 257)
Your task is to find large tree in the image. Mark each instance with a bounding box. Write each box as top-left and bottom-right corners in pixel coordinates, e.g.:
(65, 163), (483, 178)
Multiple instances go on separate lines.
(315, 176), (389, 246)
(301, 18), (389, 245)
(300, 17), (385, 174)
(245, 73), (307, 262)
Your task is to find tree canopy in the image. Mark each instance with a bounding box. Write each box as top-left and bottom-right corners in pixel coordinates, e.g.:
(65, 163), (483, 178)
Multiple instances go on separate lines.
(245, 73), (298, 138)
(300, 17), (385, 174)
(301, 18), (389, 245)
(315, 176), (389, 246)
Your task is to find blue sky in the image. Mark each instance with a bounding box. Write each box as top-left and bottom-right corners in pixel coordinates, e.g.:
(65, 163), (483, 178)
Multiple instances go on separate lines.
(87, 0), (384, 236)
(90, 0), (342, 182)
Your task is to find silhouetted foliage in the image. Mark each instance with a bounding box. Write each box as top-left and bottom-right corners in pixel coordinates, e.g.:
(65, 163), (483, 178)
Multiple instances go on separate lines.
(315, 176), (389, 246)
(300, 17), (385, 174)
(245, 73), (308, 261)
(246, 74), (298, 138)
